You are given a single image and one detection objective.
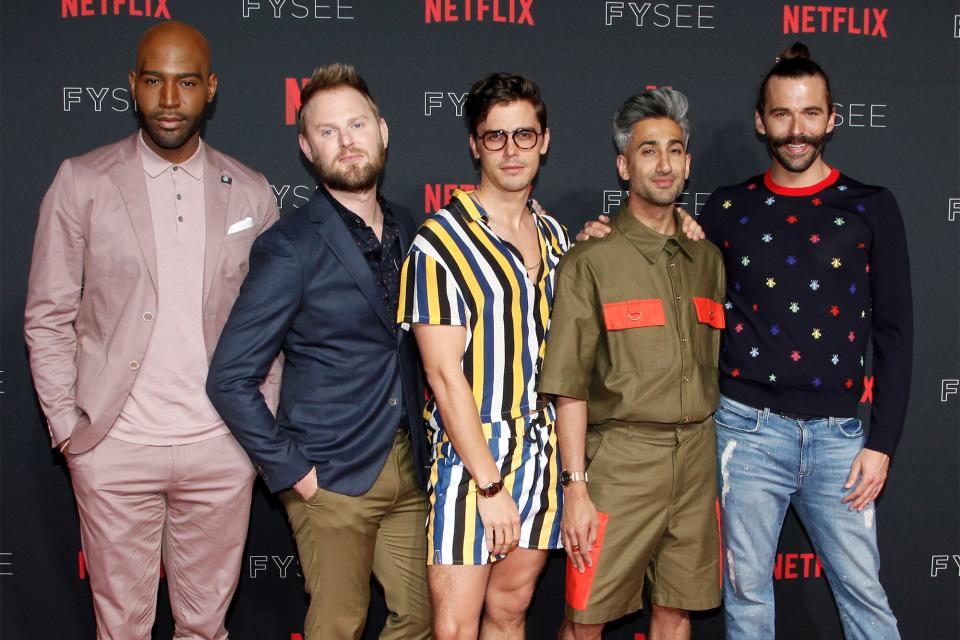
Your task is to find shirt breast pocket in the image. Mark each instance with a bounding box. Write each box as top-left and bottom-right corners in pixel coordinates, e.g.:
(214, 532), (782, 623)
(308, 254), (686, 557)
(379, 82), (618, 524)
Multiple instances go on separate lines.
(692, 297), (725, 367)
(602, 298), (667, 371)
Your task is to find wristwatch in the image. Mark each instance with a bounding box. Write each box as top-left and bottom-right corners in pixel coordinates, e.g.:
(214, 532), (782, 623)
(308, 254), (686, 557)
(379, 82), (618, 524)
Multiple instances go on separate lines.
(560, 470), (589, 488)
(477, 477), (504, 498)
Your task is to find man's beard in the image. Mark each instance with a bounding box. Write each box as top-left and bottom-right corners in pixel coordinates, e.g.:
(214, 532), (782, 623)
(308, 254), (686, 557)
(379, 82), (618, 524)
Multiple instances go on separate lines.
(315, 146), (386, 193)
(634, 174), (683, 207)
(139, 110), (203, 152)
(767, 133), (827, 173)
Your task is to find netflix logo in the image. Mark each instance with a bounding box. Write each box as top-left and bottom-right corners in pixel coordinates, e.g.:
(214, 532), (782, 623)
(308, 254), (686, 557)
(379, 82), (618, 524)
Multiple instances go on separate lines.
(425, 0), (535, 25)
(774, 552), (823, 580)
(426, 184), (478, 214)
(783, 5), (888, 38)
(61, 0), (171, 18)
(284, 77), (310, 126)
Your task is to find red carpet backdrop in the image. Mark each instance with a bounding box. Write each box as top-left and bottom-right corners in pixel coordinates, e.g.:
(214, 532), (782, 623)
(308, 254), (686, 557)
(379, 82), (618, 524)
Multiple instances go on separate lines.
(2, 1), (958, 638)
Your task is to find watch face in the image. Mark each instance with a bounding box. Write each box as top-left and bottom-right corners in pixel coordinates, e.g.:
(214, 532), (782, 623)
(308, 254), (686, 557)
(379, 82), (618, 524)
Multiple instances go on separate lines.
(478, 478), (504, 497)
(560, 470), (572, 487)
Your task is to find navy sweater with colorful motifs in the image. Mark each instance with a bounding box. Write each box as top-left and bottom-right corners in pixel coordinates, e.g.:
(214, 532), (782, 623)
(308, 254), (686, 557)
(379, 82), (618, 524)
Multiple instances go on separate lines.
(698, 168), (913, 456)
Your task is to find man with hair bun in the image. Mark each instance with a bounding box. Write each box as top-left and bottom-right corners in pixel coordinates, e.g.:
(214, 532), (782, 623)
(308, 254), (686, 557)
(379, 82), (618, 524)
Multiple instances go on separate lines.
(541, 87), (724, 640)
(207, 63), (431, 639)
(698, 42), (909, 639)
(575, 42), (909, 640)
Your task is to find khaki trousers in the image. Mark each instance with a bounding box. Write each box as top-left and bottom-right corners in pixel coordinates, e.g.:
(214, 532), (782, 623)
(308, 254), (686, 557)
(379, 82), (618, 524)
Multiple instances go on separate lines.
(68, 434), (256, 640)
(280, 430), (431, 640)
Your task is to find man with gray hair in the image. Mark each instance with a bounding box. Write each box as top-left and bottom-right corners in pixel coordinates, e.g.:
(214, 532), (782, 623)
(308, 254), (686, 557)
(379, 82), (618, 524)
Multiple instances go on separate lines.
(538, 88), (724, 639)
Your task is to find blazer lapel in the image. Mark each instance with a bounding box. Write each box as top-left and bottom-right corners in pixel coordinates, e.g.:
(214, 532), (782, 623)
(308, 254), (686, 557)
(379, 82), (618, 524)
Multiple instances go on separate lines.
(309, 193), (395, 334)
(202, 153), (230, 307)
(112, 135), (158, 291)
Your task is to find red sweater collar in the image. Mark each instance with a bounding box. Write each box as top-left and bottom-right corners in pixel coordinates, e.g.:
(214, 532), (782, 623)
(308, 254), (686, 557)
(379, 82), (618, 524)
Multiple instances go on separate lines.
(763, 167), (840, 196)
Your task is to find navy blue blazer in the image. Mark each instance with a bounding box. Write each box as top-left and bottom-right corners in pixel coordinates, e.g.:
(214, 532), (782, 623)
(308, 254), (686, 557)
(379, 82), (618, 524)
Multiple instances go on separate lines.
(207, 189), (429, 495)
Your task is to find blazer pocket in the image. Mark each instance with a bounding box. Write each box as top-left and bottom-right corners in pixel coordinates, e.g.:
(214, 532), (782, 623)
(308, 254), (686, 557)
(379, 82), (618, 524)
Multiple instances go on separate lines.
(226, 216), (255, 235)
(602, 298), (667, 371)
(223, 226), (255, 243)
(288, 402), (360, 426)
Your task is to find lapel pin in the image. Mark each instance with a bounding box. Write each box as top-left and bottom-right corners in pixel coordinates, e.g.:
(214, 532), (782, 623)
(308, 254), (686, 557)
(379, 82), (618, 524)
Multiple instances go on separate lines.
(221, 175), (232, 184)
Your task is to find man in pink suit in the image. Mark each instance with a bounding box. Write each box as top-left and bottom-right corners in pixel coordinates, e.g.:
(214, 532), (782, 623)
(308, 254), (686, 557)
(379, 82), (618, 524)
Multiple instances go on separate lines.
(23, 21), (278, 639)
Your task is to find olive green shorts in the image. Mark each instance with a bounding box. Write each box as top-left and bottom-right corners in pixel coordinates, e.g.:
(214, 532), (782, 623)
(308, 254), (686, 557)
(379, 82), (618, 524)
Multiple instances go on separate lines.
(566, 417), (721, 624)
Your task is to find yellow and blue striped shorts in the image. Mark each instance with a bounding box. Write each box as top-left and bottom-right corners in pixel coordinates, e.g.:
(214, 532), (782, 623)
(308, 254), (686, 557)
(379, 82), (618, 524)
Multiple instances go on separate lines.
(427, 408), (563, 565)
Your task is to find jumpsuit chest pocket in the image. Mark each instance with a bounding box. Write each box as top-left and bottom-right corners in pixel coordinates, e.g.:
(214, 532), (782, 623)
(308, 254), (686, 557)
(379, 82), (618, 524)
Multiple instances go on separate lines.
(602, 298), (667, 371)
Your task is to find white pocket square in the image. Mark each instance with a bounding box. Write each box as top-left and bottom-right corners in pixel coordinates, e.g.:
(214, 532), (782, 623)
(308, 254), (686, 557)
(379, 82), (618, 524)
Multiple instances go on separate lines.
(227, 217), (254, 234)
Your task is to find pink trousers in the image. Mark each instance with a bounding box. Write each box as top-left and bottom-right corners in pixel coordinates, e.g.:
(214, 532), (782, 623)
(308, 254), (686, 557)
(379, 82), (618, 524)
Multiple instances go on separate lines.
(68, 434), (256, 639)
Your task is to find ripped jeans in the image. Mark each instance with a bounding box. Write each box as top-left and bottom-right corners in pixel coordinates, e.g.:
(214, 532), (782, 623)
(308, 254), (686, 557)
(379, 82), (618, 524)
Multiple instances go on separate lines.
(715, 394), (899, 640)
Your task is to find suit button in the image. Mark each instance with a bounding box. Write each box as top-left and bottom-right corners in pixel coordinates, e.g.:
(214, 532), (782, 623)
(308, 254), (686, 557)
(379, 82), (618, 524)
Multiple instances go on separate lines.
(388, 396), (399, 407)
(709, 311), (715, 319)
(682, 416), (691, 423)
(683, 376), (690, 382)
(143, 312), (154, 322)
(128, 360), (140, 371)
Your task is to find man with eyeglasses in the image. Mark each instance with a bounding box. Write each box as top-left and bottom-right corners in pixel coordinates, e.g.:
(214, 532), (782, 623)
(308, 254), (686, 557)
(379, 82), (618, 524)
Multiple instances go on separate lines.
(398, 72), (568, 639)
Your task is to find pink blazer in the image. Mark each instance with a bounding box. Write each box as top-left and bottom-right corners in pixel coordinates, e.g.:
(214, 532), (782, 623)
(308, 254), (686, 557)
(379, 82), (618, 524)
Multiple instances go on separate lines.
(24, 133), (280, 453)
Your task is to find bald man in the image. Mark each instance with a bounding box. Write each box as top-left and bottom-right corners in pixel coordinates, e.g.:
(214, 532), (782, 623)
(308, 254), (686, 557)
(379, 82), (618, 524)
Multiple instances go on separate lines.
(24, 22), (279, 639)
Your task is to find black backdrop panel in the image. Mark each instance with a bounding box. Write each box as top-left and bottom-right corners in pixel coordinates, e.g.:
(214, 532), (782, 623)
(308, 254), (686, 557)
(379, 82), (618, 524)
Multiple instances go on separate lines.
(2, 2), (958, 638)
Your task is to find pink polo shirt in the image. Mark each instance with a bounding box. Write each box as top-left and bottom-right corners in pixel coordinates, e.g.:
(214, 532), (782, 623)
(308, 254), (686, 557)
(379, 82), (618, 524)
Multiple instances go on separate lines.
(110, 133), (228, 445)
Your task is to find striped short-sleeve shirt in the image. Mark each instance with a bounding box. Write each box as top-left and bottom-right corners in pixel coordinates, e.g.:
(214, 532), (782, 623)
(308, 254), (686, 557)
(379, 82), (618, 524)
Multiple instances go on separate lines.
(398, 189), (570, 440)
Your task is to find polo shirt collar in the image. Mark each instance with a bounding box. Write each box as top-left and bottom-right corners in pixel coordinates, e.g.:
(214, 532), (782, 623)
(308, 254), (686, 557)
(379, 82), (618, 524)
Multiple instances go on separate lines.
(613, 204), (693, 263)
(138, 130), (205, 180)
